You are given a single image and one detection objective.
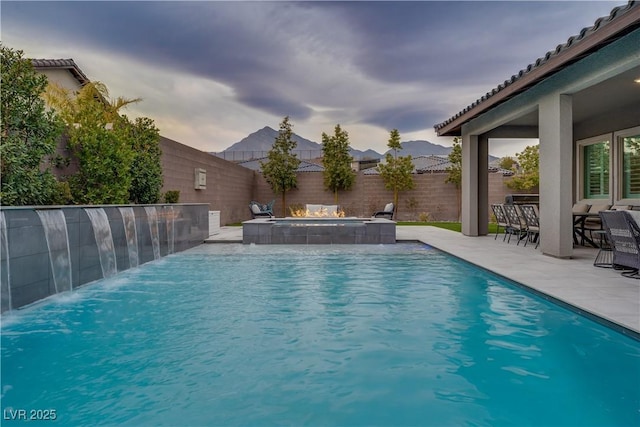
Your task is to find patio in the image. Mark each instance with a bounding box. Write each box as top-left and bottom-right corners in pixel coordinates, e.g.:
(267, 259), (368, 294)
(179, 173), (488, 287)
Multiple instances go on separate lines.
(207, 225), (640, 338)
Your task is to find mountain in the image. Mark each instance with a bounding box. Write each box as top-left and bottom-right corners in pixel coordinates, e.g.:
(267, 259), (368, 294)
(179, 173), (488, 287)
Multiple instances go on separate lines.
(224, 126), (319, 152)
(383, 140), (452, 157)
(219, 126), (381, 160)
(218, 127), (497, 161)
(358, 149), (383, 160)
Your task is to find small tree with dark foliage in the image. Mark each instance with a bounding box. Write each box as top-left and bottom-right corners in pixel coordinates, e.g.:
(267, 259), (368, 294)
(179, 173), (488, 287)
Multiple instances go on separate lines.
(322, 124), (355, 204)
(260, 116), (301, 216)
(377, 129), (414, 217)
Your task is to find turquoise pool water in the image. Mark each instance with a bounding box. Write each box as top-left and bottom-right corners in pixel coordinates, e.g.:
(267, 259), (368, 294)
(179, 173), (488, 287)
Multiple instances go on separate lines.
(1, 244), (639, 426)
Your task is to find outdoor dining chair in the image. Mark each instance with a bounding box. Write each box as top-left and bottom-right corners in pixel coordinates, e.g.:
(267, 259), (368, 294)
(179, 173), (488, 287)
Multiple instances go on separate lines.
(600, 210), (640, 279)
(490, 204), (510, 241)
(503, 204), (527, 245)
(519, 204), (540, 249)
(582, 203), (612, 243)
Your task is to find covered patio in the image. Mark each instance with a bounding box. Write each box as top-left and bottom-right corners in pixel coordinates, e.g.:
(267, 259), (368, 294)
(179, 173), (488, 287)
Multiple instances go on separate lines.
(434, 1), (640, 259)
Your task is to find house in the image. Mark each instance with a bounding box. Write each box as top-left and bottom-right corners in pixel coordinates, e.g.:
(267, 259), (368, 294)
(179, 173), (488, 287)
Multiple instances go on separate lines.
(434, 0), (640, 258)
(31, 58), (89, 92)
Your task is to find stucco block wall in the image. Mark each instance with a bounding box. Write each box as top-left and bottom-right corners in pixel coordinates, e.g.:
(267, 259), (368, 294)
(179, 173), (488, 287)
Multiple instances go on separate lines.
(253, 172), (514, 221)
(160, 137), (255, 225)
(51, 134), (518, 224)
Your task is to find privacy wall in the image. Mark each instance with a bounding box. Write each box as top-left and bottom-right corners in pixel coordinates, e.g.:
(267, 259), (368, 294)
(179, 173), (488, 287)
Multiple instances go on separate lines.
(160, 137), (255, 226)
(254, 172), (513, 221)
(0, 204), (208, 313)
(159, 136), (517, 223)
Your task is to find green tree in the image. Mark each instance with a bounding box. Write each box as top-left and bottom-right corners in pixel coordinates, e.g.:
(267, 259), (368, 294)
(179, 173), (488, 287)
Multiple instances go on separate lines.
(322, 124), (355, 203)
(45, 81), (140, 204)
(499, 156), (517, 171)
(260, 116), (301, 216)
(123, 116), (163, 204)
(445, 137), (462, 220)
(377, 129), (414, 216)
(0, 44), (65, 205)
(507, 144), (539, 191)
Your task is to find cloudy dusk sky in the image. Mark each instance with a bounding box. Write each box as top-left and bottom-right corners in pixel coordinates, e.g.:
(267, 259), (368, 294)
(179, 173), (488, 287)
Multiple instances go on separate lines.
(1, 1), (623, 157)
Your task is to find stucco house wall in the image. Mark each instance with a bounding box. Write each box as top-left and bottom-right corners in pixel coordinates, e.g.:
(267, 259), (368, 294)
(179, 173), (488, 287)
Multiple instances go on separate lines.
(37, 68), (84, 92)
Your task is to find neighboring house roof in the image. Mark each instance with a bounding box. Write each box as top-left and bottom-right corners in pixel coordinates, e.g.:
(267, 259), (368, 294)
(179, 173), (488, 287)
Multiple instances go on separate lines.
(413, 155), (450, 173)
(364, 154), (514, 176)
(434, 0), (640, 136)
(31, 58), (90, 86)
(237, 157), (325, 172)
(364, 155), (448, 175)
(363, 167), (381, 175)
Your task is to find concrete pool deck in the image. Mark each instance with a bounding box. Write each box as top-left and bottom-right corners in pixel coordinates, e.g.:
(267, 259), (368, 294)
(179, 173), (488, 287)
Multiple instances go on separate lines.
(206, 225), (640, 337)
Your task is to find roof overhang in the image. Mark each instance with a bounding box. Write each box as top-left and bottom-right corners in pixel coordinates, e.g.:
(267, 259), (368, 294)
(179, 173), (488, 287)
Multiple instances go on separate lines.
(30, 58), (90, 86)
(434, 1), (640, 137)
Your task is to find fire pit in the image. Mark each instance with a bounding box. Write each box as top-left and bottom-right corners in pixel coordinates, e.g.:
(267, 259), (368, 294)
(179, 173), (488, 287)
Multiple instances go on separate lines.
(242, 216), (396, 245)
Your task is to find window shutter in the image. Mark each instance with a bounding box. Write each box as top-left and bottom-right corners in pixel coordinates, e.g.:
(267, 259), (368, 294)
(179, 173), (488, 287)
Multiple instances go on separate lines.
(583, 141), (609, 199)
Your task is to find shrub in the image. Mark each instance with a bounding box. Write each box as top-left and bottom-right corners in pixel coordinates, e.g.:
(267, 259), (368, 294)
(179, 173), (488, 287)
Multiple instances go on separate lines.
(164, 190), (180, 204)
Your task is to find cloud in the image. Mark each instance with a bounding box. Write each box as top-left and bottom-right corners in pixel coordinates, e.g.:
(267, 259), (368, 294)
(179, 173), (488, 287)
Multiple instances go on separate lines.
(1, 0), (623, 156)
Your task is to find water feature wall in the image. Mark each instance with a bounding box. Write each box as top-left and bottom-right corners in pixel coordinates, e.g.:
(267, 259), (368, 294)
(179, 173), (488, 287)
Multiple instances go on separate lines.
(36, 210), (73, 293)
(144, 206), (161, 260)
(1, 212), (11, 312)
(84, 208), (118, 279)
(0, 204), (208, 313)
(119, 207), (139, 269)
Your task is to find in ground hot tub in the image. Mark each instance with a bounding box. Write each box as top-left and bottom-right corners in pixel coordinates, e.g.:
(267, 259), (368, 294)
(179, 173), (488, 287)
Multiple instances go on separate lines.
(242, 217), (396, 244)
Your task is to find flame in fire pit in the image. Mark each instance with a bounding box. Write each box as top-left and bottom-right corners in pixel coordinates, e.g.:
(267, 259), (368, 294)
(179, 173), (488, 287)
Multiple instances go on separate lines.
(290, 206), (346, 218)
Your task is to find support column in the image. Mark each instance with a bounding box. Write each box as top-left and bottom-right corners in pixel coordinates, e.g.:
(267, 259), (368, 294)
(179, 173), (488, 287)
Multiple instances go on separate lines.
(478, 135), (489, 236)
(461, 132), (479, 236)
(539, 94), (573, 258)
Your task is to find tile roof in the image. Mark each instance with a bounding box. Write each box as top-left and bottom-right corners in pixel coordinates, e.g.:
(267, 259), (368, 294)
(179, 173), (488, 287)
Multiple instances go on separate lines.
(364, 154), (514, 176)
(413, 155), (451, 173)
(30, 58), (90, 86)
(434, 0), (640, 136)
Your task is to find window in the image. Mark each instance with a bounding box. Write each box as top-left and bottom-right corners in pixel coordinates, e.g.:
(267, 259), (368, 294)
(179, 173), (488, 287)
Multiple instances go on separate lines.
(622, 135), (640, 199)
(577, 128), (639, 204)
(583, 141), (610, 199)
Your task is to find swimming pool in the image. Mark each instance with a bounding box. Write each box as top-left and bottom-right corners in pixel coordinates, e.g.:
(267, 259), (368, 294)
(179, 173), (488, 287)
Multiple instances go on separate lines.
(2, 244), (639, 426)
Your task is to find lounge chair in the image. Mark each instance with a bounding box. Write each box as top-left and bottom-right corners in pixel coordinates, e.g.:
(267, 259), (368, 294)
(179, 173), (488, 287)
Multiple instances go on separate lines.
(249, 201), (274, 219)
(600, 210), (640, 279)
(373, 203), (394, 220)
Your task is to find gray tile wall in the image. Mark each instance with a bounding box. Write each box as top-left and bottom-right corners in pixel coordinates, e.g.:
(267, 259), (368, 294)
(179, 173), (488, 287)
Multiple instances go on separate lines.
(0, 204), (208, 313)
(243, 219), (396, 244)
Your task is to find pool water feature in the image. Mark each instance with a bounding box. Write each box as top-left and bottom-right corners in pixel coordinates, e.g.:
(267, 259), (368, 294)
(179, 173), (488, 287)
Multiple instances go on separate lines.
(84, 208), (118, 278)
(35, 210), (72, 293)
(144, 206), (161, 260)
(1, 244), (638, 426)
(118, 207), (139, 269)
